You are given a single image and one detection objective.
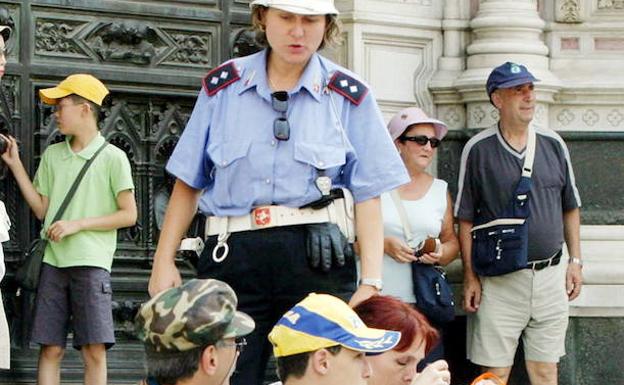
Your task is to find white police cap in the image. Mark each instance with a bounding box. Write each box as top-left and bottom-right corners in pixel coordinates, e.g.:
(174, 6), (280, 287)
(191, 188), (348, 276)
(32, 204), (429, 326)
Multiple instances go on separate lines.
(250, 0), (339, 15)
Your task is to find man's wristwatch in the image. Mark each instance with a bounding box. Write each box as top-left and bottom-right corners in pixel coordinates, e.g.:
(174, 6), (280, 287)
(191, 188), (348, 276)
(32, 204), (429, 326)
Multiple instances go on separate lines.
(569, 257), (583, 267)
(359, 278), (383, 291)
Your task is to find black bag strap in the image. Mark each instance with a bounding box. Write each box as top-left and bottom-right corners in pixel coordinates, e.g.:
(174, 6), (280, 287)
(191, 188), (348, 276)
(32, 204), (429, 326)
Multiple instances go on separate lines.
(48, 141), (108, 224)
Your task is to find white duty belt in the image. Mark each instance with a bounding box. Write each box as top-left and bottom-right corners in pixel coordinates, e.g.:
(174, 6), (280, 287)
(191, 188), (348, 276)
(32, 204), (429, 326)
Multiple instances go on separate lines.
(179, 188), (356, 263)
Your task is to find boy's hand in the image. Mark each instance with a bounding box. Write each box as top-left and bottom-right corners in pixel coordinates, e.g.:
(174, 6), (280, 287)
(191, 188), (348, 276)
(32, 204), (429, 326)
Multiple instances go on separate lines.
(0, 134), (21, 168)
(46, 220), (83, 242)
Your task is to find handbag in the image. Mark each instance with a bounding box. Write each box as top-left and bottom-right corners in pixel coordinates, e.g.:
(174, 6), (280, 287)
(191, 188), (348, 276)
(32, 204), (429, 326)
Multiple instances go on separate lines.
(389, 190), (455, 324)
(470, 127), (536, 277)
(15, 142), (108, 291)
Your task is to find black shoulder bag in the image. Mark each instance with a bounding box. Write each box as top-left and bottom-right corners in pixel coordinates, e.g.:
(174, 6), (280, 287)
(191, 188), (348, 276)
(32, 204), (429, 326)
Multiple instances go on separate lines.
(390, 190), (455, 325)
(470, 127), (536, 276)
(15, 142), (108, 292)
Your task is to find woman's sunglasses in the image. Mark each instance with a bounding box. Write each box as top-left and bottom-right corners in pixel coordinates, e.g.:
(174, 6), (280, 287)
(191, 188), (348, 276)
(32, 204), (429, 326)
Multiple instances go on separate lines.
(399, 135), (441, 148)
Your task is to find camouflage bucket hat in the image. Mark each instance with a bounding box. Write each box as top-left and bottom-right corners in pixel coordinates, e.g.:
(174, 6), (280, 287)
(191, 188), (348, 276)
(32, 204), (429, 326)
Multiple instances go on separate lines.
(135, 279), (255, 354)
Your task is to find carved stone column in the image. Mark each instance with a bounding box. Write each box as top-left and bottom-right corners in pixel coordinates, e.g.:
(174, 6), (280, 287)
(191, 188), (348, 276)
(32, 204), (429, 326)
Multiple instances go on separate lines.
(431, 0), (469, 132)
(454, 0), (561, 129)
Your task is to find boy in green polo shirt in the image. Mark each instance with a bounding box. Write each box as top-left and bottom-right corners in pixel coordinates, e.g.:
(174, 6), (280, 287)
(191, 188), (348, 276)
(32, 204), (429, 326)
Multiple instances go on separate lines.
(0, 74), (136, 385)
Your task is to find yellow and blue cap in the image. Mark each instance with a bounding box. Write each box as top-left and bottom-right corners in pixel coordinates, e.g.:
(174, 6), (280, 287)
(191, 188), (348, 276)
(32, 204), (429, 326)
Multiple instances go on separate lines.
(269, 293), (401, 357)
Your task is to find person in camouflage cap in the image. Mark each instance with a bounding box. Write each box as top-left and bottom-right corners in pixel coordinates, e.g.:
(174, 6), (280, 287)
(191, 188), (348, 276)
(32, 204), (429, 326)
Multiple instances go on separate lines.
(136, 279), (254, 385)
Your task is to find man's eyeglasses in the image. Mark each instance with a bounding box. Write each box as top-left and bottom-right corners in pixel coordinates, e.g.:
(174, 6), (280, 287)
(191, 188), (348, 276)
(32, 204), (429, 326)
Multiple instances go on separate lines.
(399, 135), (441, 148)
(271, 91), (290, 141)
(217, 338), (247, 354)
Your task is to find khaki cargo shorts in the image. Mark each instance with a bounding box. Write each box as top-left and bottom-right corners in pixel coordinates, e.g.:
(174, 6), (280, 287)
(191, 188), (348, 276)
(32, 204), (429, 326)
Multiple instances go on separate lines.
(467, 261), (569, 367)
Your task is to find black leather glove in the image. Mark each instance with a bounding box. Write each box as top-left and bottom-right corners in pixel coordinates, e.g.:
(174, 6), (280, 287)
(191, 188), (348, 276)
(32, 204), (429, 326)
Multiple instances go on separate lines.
(306, 223), (353, 272)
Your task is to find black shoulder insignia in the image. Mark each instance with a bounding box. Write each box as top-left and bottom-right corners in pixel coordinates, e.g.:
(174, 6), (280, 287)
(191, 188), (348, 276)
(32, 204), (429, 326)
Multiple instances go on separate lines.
(327, 71), (368, 106)
(202, 62), (241, 96)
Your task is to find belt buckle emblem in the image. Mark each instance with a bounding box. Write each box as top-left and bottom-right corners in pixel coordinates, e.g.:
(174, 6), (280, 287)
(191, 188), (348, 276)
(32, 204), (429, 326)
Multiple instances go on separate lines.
(253, 207), (272, 227)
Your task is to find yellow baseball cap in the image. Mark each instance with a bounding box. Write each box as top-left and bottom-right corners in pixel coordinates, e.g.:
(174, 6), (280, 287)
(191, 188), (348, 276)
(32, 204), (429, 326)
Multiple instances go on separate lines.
(269, 293), (401, 357)
(39, 74), (109, 106)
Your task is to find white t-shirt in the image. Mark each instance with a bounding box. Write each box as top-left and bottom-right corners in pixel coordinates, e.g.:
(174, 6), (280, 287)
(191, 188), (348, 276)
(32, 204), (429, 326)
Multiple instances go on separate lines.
(381, 179), (447, 303)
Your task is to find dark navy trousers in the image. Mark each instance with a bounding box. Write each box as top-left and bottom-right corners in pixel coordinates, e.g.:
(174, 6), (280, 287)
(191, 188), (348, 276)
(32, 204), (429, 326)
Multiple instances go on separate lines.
(197, 225), (356, 385)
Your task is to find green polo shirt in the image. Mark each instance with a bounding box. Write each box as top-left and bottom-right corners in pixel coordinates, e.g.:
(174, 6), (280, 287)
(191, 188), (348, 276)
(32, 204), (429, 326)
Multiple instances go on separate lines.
(33, 134), (134, 271)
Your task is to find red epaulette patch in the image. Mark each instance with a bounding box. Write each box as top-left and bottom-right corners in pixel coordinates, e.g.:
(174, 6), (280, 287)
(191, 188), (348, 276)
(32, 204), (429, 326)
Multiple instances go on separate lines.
(327, 71), (368, 106)
(202, 62), (241, 96)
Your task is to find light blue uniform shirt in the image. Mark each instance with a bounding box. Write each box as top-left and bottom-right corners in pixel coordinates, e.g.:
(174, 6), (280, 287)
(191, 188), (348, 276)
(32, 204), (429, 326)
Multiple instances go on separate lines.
(167, 49), (409, 216)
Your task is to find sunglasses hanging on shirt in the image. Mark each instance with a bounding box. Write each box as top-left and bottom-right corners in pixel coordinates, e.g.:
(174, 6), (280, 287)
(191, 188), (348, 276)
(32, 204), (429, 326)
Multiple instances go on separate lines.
(271, 91), (290, 141)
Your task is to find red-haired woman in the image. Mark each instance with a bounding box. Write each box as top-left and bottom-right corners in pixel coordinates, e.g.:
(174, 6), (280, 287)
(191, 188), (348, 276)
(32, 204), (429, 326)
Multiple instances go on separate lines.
(354, 295), (451, 385)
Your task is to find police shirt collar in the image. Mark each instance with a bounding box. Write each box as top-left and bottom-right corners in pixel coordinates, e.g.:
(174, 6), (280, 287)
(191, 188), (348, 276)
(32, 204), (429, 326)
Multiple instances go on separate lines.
(237, 49), (323, 103)
(62, 133), (105, 160)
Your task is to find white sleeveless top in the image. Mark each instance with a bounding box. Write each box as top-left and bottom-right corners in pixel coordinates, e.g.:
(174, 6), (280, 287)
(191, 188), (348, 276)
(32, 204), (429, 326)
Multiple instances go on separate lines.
(0, 201), (10, 282)
(381, 179), (447, 303)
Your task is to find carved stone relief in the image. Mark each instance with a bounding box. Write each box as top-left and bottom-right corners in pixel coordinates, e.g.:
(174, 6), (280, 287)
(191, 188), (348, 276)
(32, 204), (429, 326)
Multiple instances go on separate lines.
(552, 106), (624, 129)
(556, 0), (582, 22)
(467, 103), (499, 128)
(598, 0), (624, 9)
(437, 105), (466, 130)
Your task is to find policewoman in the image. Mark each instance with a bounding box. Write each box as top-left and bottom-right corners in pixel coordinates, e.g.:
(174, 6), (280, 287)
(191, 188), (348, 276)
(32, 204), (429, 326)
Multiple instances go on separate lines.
(148, 1), (408, 384)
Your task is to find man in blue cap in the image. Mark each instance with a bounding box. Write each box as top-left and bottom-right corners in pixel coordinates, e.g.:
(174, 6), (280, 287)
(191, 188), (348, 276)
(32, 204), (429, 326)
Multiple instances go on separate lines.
(454, 62), (583, 385)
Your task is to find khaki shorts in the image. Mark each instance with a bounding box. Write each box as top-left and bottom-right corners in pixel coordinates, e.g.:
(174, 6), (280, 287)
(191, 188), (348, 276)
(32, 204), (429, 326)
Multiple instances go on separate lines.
(467, 262), (569, 367)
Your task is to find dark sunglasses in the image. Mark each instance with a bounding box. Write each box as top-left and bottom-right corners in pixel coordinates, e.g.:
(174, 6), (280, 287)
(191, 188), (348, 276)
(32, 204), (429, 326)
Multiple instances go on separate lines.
(399, 135), (441, 148)
(271, 91), (290, 141)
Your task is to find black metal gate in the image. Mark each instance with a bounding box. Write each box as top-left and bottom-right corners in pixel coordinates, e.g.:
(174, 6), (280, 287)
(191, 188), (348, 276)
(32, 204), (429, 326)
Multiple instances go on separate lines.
(0, 0), (252, 382)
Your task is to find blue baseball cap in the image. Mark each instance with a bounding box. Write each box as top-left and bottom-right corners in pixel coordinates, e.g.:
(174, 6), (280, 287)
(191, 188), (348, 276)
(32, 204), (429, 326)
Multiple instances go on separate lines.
(486, 62), (539, 98)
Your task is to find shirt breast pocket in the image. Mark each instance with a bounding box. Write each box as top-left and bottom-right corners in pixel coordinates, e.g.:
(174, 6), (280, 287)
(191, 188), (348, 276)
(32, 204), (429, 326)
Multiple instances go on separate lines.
(207, 140), (253, 207)
(292, 142), (346, 197)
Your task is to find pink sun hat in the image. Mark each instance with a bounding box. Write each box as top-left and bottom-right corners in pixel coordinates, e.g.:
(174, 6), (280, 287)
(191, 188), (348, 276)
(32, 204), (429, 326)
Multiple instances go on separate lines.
(387, 107), (448, 141)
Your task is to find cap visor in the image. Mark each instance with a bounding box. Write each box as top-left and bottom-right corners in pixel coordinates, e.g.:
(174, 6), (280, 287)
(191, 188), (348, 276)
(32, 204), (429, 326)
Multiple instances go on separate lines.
(39, 87), (72, 105)
(276, 305), (401, 354)
(497, 76), (540, 91)
(222, 310), (255, 339)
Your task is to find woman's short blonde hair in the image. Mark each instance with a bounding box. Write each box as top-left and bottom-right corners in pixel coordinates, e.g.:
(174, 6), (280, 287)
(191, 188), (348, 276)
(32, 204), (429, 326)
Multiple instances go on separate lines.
(250, 6), (342, 50)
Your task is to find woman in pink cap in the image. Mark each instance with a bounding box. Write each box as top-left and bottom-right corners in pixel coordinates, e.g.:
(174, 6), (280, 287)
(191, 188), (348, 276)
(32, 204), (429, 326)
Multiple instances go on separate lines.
(382, 107), (459, 365)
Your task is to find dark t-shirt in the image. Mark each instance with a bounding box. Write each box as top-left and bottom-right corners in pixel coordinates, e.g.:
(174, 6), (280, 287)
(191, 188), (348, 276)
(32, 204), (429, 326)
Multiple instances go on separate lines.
(455, 124), (581, 261)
